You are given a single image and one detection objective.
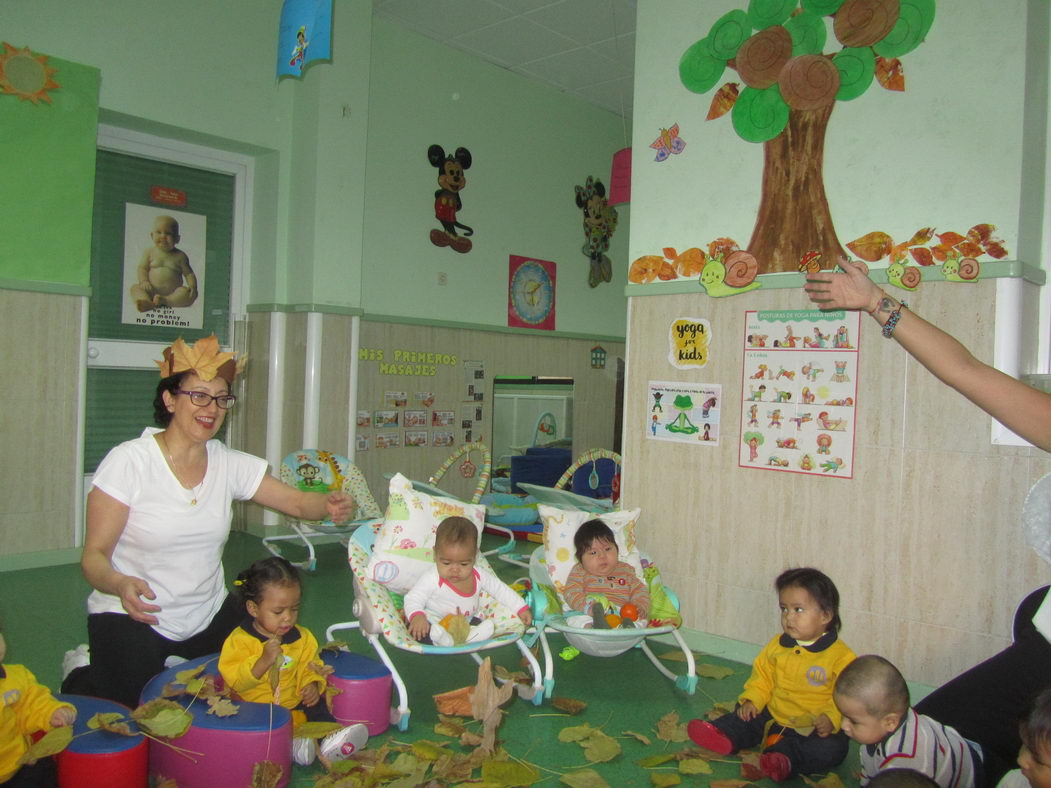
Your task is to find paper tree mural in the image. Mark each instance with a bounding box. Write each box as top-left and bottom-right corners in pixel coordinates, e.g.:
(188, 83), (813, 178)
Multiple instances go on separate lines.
(680, 0), (935, 273)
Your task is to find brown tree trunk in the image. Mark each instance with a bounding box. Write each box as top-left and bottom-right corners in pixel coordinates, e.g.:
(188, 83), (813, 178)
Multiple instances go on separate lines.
(748, 102), (846, 274)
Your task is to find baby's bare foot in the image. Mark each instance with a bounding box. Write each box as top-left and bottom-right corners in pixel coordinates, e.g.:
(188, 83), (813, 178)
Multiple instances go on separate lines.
(136, 299), (155, 312)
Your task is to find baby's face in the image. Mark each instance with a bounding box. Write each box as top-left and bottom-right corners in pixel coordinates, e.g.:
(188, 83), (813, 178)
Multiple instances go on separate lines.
(834, 692), (897, 745)
(580, 537), (618, 576)
(151, 219), (179, 250)
(1020, 741), (1051, 788)
(435, 540), (476, 585)
(778, 585), (832, 642)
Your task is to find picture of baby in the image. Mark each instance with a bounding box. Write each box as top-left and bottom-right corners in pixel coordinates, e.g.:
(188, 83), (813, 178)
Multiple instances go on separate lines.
(129, 215), (198, 313)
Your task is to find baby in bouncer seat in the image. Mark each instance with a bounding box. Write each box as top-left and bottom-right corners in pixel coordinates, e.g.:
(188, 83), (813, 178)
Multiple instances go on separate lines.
(562, 520), (650, 626)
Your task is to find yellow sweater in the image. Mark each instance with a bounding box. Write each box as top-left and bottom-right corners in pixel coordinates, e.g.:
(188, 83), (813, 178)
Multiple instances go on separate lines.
(0, 664), (74, 783)
(218, 622), (327, 713)
(739, 632), (856, 732)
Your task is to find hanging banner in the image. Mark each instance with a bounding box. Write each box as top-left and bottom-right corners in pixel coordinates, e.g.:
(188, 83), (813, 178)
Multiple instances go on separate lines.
(277, 0), (333, 78)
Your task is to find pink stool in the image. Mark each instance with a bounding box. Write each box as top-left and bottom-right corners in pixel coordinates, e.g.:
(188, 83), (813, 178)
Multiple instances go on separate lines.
(323, 651), (392, 736)
(55, 694), (148, 788)
(140, 654), (292, 788)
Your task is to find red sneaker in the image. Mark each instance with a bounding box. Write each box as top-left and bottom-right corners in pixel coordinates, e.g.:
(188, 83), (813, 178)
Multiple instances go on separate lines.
(686, 719), (733, 755)
(759, 751), (792, 782)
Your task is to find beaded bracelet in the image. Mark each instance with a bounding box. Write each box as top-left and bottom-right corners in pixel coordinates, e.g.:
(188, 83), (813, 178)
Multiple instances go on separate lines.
(882, 301), (907, 338)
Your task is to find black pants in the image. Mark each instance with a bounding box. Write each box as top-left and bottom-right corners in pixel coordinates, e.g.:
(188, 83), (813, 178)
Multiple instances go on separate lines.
(712, 707), (849, 777)
(62, 592), (243, 709)
(2, 757), (57, 787)
(915, 585), (1051, 787)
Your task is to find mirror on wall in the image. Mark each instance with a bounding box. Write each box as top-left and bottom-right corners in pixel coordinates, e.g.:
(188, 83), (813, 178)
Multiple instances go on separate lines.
(490, 376), (573, 493)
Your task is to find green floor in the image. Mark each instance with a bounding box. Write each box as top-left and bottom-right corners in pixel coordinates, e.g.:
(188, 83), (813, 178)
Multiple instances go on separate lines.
(1, 533), (862, 786)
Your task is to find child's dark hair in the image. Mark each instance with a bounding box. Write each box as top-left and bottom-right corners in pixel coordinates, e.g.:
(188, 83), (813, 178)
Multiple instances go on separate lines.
(834, 655), (909, 717)
(234, 556), (300, 605)
(1021, 686), (1051, 757)
(574, 519), (616, 562)
(434, 516), (477, 552)
(153, 372), (191, 426)
(865, 769), (939, 788)
(775, 567), (841, 632)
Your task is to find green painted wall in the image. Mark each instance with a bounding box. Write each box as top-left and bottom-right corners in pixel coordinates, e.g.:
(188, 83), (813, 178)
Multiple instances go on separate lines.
(361, 19), (631, 336)
(0, 54), (99, 287)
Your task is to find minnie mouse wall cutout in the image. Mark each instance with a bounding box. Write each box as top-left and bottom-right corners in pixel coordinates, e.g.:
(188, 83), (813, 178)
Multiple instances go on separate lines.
(428, 144), (474, 253)
(574, 176), (618, 287)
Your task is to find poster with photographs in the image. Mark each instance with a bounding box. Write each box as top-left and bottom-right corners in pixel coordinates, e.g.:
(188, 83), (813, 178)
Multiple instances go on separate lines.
(432, 410), (455, 427)
(739, 309), (860, 478)
(405, 430), (428, 447)
(121, 203), (206, 329)
(356, 410), (371, 428)
(376, 432), (401, 449)
(385, 391), (408, 408)
(433, 430), (455, 448)
(356, 434), (369, 452)
(374, 410), (399, 429)
(404, 410), (427, 428)
(414, 391), (435, 408)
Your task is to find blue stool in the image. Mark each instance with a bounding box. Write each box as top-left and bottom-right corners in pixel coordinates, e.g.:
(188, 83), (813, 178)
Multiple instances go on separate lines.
(139, 654), (292, 788)
(323, 650), (392, 736)
(54, 694), (147, 788)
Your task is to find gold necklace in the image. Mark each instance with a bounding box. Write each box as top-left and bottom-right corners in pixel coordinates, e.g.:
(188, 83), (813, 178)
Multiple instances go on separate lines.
(158, 433), (204, 505)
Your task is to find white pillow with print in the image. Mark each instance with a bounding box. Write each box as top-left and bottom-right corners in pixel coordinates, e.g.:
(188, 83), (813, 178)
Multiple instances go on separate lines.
(367, 473), (486, 594)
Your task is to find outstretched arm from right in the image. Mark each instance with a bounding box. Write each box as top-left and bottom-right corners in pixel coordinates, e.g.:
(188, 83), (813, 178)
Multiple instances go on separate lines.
(82, 487), (161, 624)
(805, 259), (1051, 452)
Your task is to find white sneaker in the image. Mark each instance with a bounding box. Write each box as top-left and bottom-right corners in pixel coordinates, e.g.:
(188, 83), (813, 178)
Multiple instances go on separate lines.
(429, 623), (455, 647)
(163, 655), (188, 669)
(319, 723), (368, 762)
(62, 644), (90, 680)
(292, 736), (317, 766)
(466, 619), (495, 643)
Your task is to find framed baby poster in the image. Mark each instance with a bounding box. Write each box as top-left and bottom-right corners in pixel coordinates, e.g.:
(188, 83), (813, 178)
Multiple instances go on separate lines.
(739, 309), (860, 478)
(120, 203), (206, 330)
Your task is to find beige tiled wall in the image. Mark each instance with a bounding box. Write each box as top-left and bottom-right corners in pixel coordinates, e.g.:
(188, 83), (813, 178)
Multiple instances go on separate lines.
(0, 289), (84, 553)
(245, 311), (624, 514)
(623, 280), (1051, 686)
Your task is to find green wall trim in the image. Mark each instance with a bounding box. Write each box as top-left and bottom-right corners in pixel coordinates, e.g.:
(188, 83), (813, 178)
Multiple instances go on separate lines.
(0, 547), (81, 573)
(245, 305), (627, 342)
(0, 279), (92, 297)
(362, 313), (626, 343)
(246, 303), (365, 316)
(624, 260), (1045, 297)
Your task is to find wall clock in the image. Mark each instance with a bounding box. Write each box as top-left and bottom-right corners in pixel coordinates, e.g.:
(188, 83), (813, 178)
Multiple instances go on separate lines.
(508, 256), (556, 330)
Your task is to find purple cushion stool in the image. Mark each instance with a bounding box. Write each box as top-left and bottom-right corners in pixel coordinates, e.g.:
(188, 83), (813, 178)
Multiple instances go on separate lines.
(139, 653), (292, 788)
(323, 650), (392, 736)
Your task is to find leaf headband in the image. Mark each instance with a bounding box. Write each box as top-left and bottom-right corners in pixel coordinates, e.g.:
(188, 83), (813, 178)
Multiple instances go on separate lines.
(156, 334), (246, 384)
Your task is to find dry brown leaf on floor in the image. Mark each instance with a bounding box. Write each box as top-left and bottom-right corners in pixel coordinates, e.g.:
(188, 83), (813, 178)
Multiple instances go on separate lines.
(460, 730), (483, 747)
(432, 751), (475, 783)
(17, 726), (73, 766)
(656, 712), (689, 743)
(552, 696), (588, 715)
(706, 701), (737, 720)
(434, 684), (474, 717)
(710, 781), (752, 788)
(801, 773), (847, 788)
(696, 663), (734, 680)
(205, 696), (239, 717)
(249, 760), (282, 788)
(741, 762), (765, 781)
(87, 711), (135, 736)
(493, 664), (529, 683)
(472, 658), (516, 753)
(434, 714), (468, 738)
(656, 650), (704, 663)
(623, 730), (651, 745)
(581, 729), (621, 763)
(410, 739), (454, 761)
(637, 753), (677, 768)
(650, 773), (682, 787)
(560, 767), (610, 787)
(481, 758), (540, 785)
(678, 757), (713, 774)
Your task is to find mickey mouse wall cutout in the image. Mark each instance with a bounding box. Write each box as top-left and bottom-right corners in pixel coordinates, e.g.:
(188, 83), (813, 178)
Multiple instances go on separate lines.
(428, 144), (474, 253)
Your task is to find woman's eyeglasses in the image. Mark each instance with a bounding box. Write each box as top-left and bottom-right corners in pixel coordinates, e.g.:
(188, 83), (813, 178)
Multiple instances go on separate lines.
(176, 390), (237, 409)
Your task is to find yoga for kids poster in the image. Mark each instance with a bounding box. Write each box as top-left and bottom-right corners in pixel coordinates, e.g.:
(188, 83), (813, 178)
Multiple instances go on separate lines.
(646, 381), (722, 446)
(739, 309), (860, 478)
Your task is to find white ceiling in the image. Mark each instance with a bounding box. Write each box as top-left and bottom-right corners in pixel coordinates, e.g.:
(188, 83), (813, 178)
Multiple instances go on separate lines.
(373, 0), (637, 119)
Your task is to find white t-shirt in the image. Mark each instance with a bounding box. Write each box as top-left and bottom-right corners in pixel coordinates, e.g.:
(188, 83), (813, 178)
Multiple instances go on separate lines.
(88, 427), (267, 640)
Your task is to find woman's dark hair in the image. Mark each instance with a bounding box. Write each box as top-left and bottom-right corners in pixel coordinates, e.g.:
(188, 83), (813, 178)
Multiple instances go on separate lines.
(775, 566), (842, 632)
(234, 557), (301, 605)
(866, 769), (939, 788)
(1021, 686), (1051, 756)
(574, 519), (616, 562)
(153, 372), (190, 426)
